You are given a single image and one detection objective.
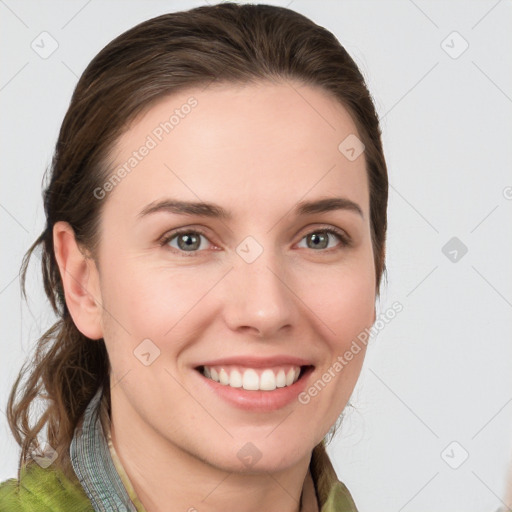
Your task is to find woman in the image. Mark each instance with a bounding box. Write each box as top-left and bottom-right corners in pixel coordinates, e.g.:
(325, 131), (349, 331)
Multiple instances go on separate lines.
(0, 3), (388, 511)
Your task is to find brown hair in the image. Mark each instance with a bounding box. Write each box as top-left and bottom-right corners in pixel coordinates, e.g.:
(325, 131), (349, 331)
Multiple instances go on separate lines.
(7, 2), (388, 480)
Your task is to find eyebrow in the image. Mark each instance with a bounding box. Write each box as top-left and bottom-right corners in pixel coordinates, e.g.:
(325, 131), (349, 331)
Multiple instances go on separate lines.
(138, 196), (364, 220)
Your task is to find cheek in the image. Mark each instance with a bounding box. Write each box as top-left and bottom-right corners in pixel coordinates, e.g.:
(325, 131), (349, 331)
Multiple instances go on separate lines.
(317, 279), (373, 387)
(100, 257), (217, 340)
(325, 277), (375, 345)
(304, 256), (376, 347)
(298, 252), (375, 413)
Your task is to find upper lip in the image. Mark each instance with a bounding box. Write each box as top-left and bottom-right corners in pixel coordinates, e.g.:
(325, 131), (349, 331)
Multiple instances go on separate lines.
(195, 355), (314, 368)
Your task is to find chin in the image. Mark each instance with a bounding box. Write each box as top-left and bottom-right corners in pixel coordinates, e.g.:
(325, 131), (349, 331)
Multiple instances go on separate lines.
(204, 436), (313, 475)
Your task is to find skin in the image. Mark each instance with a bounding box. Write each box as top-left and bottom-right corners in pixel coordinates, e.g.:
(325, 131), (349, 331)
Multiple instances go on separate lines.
(54, 80), (377, 512)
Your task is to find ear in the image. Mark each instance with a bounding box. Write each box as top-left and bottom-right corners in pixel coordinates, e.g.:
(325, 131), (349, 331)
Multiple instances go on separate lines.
(53, 221), (103, 340)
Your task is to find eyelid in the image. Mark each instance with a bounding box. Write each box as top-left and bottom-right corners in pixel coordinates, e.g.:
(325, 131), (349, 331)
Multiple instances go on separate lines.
(158, 224), (352, 254)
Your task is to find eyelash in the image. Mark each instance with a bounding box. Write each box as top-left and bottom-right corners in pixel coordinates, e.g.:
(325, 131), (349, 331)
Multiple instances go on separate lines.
(158, 226), (352, 256)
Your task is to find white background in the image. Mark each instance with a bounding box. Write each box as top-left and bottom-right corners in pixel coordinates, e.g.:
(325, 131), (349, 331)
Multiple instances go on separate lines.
(1, 1), (511, 511)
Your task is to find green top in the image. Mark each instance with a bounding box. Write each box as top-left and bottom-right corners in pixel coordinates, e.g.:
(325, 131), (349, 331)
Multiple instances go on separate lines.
(0, 387), (359, 511)
(0, 463), (91, 512)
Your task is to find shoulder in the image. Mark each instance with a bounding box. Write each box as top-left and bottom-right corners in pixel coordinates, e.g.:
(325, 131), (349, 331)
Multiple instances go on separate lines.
(0, 462), (92, 512)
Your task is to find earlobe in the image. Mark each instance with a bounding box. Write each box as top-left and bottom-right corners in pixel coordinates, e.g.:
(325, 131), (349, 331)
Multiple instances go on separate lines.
(53, 221), (103, 340)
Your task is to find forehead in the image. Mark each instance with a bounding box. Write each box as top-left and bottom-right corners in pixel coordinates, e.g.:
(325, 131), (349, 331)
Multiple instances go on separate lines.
(103, 80), (369, 221)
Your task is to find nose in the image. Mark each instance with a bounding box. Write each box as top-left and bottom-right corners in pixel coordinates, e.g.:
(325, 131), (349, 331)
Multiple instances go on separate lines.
(221, 247), (297, 339)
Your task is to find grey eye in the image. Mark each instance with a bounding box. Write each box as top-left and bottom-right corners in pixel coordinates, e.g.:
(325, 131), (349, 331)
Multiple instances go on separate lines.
(167, 231), (207, 252)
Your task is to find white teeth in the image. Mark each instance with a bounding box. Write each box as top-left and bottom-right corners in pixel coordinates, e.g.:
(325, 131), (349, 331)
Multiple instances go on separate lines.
(219, 368), (229, 385)
(201, 365), (302, 391)
(230, 369), (243, 388)
(276, 369), (286, 388)
(260, 369), (276, 391)
(242, 369), (259, 390)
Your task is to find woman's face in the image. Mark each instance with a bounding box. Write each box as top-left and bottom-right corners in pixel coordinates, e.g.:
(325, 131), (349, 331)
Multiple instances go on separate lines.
(93, 80), (376, 472)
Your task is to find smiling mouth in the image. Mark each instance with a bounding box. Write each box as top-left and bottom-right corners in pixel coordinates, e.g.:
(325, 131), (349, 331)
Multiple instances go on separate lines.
(195, 364), (313, 391)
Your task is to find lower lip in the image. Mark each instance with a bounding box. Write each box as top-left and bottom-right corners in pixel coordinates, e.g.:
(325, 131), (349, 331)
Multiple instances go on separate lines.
(195, 366), (314, 412)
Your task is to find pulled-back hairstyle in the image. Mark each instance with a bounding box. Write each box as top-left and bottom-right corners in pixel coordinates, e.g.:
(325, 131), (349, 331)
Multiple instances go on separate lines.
(7, 2), (388, 480)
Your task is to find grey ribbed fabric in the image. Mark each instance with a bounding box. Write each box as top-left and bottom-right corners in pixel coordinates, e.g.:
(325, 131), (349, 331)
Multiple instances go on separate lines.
(70, 387), (137, 512)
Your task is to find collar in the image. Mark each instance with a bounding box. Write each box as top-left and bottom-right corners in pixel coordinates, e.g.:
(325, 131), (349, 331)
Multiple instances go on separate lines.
(70, 387), (137, 512)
